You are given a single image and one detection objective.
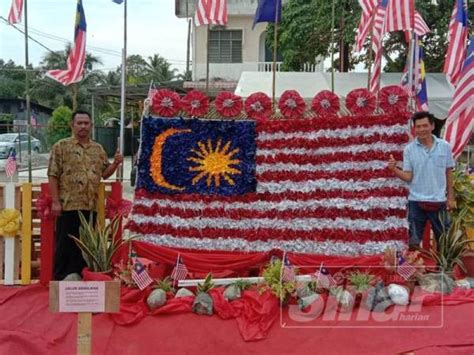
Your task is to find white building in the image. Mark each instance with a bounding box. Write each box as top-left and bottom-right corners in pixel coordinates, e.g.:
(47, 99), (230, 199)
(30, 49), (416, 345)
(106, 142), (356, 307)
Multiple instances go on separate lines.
(175, 0), (322, 84)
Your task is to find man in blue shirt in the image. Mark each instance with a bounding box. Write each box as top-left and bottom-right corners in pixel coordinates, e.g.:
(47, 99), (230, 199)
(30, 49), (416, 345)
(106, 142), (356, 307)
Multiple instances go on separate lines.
(388, 112), (456, 249)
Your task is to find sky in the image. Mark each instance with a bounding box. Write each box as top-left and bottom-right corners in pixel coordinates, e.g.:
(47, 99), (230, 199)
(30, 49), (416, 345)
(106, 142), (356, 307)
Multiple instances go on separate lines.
(0, 0), (189, 74)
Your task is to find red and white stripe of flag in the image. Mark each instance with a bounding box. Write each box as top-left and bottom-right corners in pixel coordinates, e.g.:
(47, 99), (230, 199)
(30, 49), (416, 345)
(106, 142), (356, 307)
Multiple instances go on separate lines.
(413, 11), (430, 37)
(194, 0), (228, 26)
(5, 153), (17, 178)
(444, 110), (473, 160)
(7, 0), (23, 24)
(384, 0), (414, 33)
(443, 0), (469, 86)
(354, 0), (378, 52)
(369, 2), (388, 93)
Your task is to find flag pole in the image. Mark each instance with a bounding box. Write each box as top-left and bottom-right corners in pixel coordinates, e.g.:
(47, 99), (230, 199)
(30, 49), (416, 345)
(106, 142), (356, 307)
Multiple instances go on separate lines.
(118, 0), (128, 181)
(407, 31), (416, 112)
(330, 0), (335, 92)
(206, 25), (210, 94)
(24, 0), (32, 182)
(366, 16), (375, 90)
(271, 0), (280, 109)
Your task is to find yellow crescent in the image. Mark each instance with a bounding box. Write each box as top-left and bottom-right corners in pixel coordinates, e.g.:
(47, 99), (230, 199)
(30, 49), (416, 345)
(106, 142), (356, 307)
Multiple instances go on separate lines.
(150, 128), (191, 191)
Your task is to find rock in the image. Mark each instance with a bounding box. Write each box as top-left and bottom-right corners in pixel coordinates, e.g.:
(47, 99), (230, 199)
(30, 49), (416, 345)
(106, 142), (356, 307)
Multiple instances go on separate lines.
(295, 283), (314, 298)
(298, 293), (320, 310)
(365, 281), (393, 312)
(175, 288), (194, 298)
(387, 284), (409, 305)
(336, 290), (355, 312)
(224, 284), (241, 301)
(147, 289), (167, 309)
(192, 292), (213, 315)
(63, 273), (82, 281)
(417, 273), (455, 294)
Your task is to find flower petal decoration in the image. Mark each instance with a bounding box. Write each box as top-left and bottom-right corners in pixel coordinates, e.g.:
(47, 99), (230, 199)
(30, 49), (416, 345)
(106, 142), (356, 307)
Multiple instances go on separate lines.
(215, 91), (243, 118)
(245, 92), (272, 121)
(345, 88), (376, 116)
(379, 85), (409, 114)
(151, 89), (182, 117)
(181, 90), (209, 117)
(278, 90), (306, 119)
(311, 90), (340, 117)
(0, 208), (21, 237)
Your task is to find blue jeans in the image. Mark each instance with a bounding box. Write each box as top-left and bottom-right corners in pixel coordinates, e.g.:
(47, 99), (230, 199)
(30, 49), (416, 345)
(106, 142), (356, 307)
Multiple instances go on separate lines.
(407, 201), (450, 246)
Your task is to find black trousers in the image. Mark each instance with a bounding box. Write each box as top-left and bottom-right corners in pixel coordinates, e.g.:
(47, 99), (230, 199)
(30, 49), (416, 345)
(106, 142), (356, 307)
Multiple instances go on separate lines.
(53, 210), (96, 280)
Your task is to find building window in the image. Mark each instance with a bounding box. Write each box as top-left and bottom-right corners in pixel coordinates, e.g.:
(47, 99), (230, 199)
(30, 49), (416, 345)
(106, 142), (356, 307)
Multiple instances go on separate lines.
(209, 29), (242, 63)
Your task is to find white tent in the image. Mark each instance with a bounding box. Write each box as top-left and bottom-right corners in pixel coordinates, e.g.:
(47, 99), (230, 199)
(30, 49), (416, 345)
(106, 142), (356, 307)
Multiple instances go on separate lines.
(235, 72), (454, 119)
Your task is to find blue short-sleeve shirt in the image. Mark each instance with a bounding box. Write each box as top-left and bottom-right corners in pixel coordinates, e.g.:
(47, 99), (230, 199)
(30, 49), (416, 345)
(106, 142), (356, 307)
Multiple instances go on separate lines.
(402, 135), (455, 202)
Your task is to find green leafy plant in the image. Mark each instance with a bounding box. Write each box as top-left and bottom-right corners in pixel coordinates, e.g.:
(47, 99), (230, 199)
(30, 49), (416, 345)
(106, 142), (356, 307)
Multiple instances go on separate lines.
(197, 273), (215, 293)
(154, 277), (173, 292)
(348, 271), (375, 294)
(69, 212), (132, 272)
(261, 259), (296, 302)
(230, 279), (252, 291)
(452, 168), (474, 249)
(422, 208), (471, 273)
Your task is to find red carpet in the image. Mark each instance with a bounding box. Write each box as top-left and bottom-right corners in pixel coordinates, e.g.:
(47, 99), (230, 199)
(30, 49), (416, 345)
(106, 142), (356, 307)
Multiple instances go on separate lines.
(1, 284), (474, 355)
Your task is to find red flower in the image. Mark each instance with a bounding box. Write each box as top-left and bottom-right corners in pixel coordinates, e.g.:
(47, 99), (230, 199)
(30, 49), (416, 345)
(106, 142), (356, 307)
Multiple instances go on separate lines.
(245, 92), (272, 121)
(181, 90), (209, 117)
(278, 90), (306, 119)
(311, 90), (340, 117)
(379, 85), (409, 114)
(151, 89), (181, 117)
(345, 88), (376, 116)
(215, 91), (243, 118)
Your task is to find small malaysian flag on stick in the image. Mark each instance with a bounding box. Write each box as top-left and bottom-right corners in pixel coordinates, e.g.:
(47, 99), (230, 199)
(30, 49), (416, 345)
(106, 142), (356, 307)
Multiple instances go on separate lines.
(171, 255), (188, 282)
(5, 149), (17, 178)
(397, 256), (416, 281)
(132, 258), (153, 290)
(314, 264), (337, 289)
(281, 253), (296, 282)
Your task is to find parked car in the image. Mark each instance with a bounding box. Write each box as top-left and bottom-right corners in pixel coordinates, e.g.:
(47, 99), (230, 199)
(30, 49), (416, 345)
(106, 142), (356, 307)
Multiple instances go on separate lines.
(0, 133), (42, 159)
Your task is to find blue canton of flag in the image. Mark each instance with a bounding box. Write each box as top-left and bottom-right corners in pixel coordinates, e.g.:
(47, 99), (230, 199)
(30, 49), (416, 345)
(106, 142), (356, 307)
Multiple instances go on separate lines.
(112, 0), (124, 3)
(253, 0), (281, 29)
(137, 117), (256, 196)
(132, 259), (153, 290)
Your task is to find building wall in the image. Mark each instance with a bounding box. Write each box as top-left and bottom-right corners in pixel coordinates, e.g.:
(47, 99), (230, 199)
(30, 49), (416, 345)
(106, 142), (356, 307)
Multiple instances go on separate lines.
(193, 16), (267, 81)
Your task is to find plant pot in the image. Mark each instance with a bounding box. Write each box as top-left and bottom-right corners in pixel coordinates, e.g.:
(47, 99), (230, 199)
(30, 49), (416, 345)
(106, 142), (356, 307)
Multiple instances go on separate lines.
(461, 250), (474, 278)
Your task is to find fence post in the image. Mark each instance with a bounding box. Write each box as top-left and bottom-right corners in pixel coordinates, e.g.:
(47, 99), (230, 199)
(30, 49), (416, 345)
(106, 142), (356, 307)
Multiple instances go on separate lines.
(40, 183), (55, 285)
(3, 183), (18, 285)
(21, 183), (32, 284)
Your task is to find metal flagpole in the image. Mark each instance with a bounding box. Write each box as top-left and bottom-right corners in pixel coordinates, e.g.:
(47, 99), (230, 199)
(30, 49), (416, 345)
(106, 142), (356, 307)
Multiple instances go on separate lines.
(24, 0), (32, 182)
(206, 25), (210, 94)
(119, 0), (128, 180)
(407, 32), (416, 112)
(330, 0), (335, 93)
(271, 0), (280, 108)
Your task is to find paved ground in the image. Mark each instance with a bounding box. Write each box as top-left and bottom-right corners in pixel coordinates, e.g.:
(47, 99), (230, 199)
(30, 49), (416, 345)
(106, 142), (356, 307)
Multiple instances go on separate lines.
(0, 154), (136, 200)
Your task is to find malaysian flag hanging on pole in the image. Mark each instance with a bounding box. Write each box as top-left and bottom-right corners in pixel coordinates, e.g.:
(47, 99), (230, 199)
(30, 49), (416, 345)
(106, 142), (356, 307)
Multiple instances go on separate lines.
(195, 0), (228, 26)
(127, 113), (409, 256)
(171, 255), (189, 281)
(5, 149), (17, 178)
(383, 0), (414, 33)
(443, 0), (469, 87)
(7, 0), (23, 25)
(46, 0), (87, 86)
(281, 253), (296, 282)
(369, 0), (389, 93)
(354, 0), (378, 52)
(444, 39), (474, 160)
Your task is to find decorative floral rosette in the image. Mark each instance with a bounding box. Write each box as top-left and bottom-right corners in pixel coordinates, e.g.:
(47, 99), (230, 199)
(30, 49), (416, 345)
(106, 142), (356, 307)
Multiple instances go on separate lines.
(151, 89), (181, 117)
(311, 90), (340, 117)
(379, 85), (409, 114)
(181, 90), (209, 117)
(244, 92), (272, 121)
(345, 88), (376, 116)
(278, 90), (306, 119)
(215, 91), (243, 118)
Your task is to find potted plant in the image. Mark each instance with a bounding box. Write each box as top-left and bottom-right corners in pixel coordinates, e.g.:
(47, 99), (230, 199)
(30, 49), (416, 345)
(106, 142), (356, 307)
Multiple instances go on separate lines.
(70, 212), (132, 274)
(192, 273), (215, 315)
(147, 277), (173, 309)
(347, 271), (375, 306)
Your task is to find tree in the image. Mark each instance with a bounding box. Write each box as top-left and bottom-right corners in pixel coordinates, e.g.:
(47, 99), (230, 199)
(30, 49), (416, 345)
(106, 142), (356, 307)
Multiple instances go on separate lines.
(47, 105), (72, 146)
(0, 59), (39, 99)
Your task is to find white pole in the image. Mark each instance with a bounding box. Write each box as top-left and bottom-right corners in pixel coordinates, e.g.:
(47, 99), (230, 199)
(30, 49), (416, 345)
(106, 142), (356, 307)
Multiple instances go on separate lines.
(118, 0), (128, 180)
(3, 183), (17, 285)
(178, 275), (314, 288)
